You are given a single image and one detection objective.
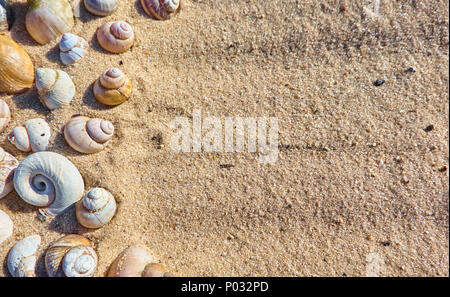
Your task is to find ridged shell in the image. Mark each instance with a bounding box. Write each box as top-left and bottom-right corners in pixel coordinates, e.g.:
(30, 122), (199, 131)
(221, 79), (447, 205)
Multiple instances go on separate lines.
(0, 147), (18, 199)
(59, 33), (88, 65)
(8, 118), (51, 152)
(84, 0), (118, 16)
(0, 209), (13, 245)
(0, 0), (13, 32)
(97, 21), (134, 54)
(45, 234), (97, 277)
(7, 235), (41, 277)
(26, 0), (74, 45)
(64, 116), (114, 153)
(76, 187), (116, 228)
(140, 0), (180, 20)
(0, 35), (34, 94)
(0, 99), (10, 133)
(13, 151), (85, 217)
(36, 68), (75, 110)
(93, 68), (132, 105)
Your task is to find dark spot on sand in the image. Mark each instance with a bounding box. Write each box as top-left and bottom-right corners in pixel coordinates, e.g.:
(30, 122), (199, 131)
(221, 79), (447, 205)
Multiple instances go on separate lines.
(424, 125), (434, 132)
(373, 79), (385, 87)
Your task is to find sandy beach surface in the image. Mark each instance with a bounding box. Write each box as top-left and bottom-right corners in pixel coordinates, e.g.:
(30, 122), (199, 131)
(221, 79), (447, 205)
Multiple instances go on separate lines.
(0, 0), (448, 276)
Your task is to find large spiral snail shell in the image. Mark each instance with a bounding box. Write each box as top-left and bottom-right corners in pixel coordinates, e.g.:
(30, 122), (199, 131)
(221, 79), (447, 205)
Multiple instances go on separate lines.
(0, 35), (34, 94)
(0, 0), (14, 32)
(8, 118), (51, 152)
(97, 21), (134, 54)
(59, 33), (88, 65)
(13, 151), (85, 218)
(0, 99), (10, 133)
(64, 116), (114, 153)
(76, 187), (117, 228)
(108, 245), (172, 277)
(0, 147), (18, 199)
(7, 235), (41, 277)
(140, 0), (180, 20)
(45, 234), (98, 277)
(84, 0), (118, 16)
(36, 68), (75, 110)
(0, 209), (13, 245)
(93, 68), (132, 106)
(26, 0), (74, 45)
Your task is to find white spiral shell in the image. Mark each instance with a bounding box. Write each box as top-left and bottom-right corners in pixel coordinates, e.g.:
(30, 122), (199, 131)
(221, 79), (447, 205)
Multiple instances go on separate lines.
(84, 0), (118, 16)
(59, 33), (88, 65)
(7, 235), (41, 277)
(76, 187), (117, 228)
(8, 118), (51, 152)
(13, 151), (85, 217)
(64, 116), (114, 153)
(0, 209), (13, 245)
(35, 68), (76, 110)
(0, 99), (10, 133)
(0, 147), (19, 199)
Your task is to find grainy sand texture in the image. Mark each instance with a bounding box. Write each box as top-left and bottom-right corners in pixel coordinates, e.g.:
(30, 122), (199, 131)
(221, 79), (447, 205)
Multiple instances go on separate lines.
(0, 0), (448, 276)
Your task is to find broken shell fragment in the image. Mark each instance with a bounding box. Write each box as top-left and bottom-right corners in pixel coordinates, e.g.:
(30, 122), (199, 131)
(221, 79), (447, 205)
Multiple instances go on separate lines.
(0, 0), (13, 32)
(7, 235), (41, 277)
(0, 147), (19, 199)
(0, 99), (10, 133)
(8, 118), (51, 152)
(0, 209), (13, 245)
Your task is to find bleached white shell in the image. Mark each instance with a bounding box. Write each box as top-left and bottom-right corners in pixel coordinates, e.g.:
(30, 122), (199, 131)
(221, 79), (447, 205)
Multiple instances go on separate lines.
(35, 68), (75, 110)
(0, 147), (18, 199)
(7, 235), (41, 277)
(64, 116), (114, 153)
(13, 151), (85, 217)
(0, 209), (13, 245)
(0, 99), (10, 133)
(59, 33), (88, 65)
(62, 246), (98, 277)
(8, 118), (51, 152)
(84, 0), (118, 16)
(76, 187), (116, 228)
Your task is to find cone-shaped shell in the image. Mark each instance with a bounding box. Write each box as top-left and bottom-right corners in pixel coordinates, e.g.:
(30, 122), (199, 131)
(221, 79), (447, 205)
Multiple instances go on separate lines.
(84, 0), (118, 16)
(7, 235), (41, 277)
(0, 147), (18, 199)
(36, 68), (75, 110)
(13, 151), (85, 217)
(76, 187), (116, 228)
(140, 0), (180, 20)
(8, 118), (51, 152)
(0, 35), (34, 94)
(0, 209), (13, 245)
(59, 33), (88, 65)
(93, 68), (132, 105)
(1, 0), (13, 32)
(26, 0), (74, 45)
(0, 99), (10, 133)
(64, 116), (114, 153)
(97, 21), (134, 54)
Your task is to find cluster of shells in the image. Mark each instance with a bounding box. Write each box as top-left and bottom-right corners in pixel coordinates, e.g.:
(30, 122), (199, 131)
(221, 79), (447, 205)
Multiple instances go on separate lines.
(0, 0), (180, 277)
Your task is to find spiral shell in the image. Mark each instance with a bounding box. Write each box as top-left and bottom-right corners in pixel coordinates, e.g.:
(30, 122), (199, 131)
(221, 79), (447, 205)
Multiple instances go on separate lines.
(0, 35), (34, 94)
(26, 0), (74, 45)
(108, 245), (172, 277)
(59, 33), (88, 65)
(36, 68), (75, 110)
(64, 116), (114, 153)
(7, 235), (41, 277)
(0, 99), (10, 133)
(84, 0), (118, 16)
(45, 234), (97, 277)
(8, 118), (51, 152)
(76, 187), (116, 228)
(97, 21), (134, 54)
(0, 209), (13, 245)
(13, 151), (85, 217)
(0, 147), (18, 199)
(140, 0), (180, 20)
(1, 0), (13, 32)
(93, 68), (132, 105)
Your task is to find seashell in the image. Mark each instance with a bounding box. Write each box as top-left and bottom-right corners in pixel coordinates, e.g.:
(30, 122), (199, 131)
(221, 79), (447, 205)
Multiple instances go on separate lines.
(0, 0), (13, 32)
(45, 234), (97, 277)
(76, 187), (116, 228)
(97, 21), (134, 54)
(140, 0), (180, 20)
(108, 245), (173, 277)
(7, 235), (41, 277)
(69, 0), (82, 17)
(36, 68), (75, 110)
(59, 33), (88, 65)
(0, 146), (18, 199)
(64, 116), (114, 153)
(13, 151), (85, 217)
(0, 99), (10, 133)
(84, 0), (118, 16)
(0, 209), (13, 245)
(26, 0), (74, 45)
(8, 118), (51, 152)
(93, 68), (132, 105)
(0, 35), (34, 94)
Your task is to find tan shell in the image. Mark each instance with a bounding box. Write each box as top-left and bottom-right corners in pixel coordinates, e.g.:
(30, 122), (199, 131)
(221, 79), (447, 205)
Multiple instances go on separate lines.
(93, 68), (132, 106)
(76, 187), (117, 228)
(64, 116), (114, 153)
(0, 99), (10, 133)
(0, 147), (19, 199)
(140, 0), (180, 20)
(97, 21), (134, 54)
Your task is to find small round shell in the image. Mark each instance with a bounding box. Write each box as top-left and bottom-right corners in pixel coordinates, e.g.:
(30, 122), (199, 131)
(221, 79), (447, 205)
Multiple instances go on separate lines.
(64, 116), (114, 153)
(0, 209), (13, 245)
(13, 151), (85, 217)
(36, 68), (75, 110)
(97, 21), (134, 54)
(0, 0), (14, 32)
(0, 147), (19, 199)
(7, 235), (41, 277)
(140, 0), (180, 20)
(76, 187), (116, 228)
(84, 0), (118, 16)
(0, 99), (10, 133)
(8, 118), (51, 152)
(93, 68), (132, 105)
(59, 33), (88, 65)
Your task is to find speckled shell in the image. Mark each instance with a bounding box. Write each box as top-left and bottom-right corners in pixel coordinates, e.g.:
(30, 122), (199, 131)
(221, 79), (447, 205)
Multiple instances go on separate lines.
(93, 68), (132, 105)
(76, 187), (116, 228)
(97, 21), (134, 54)
(36, 68), (75, 110)
(0, 147), (18, 199)
(64, 116), (114, 153)
(140, 0), (180, 20)
(8, 118), (51, 152)
(13, 151), (85, 217)
(0, 35), (34, 94)
(7, 235), (41, 277)
(26, 0), (74, 45)
(0, 209), (13, 245)
(0, 99), (10, 133)
(45, 234), (97, 277)
(84, 0), (118, 16)
(0, 0), (13, 32)
(59, 33), (88, 65)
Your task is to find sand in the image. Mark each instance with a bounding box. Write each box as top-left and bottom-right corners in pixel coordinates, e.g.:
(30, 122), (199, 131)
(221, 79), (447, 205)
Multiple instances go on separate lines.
(0, 0), (448, 277)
